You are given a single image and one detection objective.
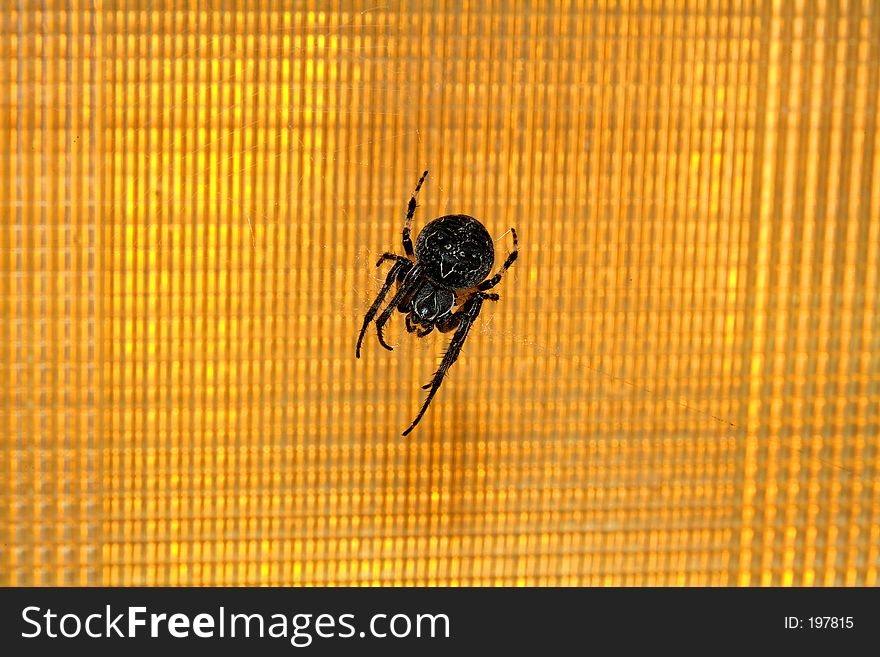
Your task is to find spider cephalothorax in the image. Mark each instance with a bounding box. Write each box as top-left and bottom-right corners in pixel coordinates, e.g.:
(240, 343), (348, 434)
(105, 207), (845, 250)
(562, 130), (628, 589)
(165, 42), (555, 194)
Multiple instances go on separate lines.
(356, 170), (518, 436)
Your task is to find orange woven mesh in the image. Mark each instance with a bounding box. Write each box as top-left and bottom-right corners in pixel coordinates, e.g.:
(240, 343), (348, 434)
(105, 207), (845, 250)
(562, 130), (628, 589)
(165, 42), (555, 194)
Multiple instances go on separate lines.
(2, 1), (878, 586)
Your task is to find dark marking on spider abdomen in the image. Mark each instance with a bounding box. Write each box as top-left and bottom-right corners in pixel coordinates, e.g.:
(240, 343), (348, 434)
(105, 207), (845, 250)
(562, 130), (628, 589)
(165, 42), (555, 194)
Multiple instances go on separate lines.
(414, 214), (494, 289)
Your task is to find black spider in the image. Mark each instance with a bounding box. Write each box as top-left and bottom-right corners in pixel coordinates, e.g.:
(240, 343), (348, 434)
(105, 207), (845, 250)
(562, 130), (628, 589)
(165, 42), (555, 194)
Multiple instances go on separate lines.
(356, 170), (518, 436)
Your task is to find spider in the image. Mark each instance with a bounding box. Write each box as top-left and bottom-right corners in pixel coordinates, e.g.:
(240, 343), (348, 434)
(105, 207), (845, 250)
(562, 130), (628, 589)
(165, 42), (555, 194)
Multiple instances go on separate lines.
(356, 170), (518, 436)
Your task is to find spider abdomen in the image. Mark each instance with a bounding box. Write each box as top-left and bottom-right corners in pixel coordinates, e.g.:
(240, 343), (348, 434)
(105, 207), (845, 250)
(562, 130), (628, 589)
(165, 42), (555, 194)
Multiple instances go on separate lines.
(414, 214), (494, 289)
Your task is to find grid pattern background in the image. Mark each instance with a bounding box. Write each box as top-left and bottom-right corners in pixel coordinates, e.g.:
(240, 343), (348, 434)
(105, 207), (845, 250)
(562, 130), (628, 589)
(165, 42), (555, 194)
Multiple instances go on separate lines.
(2, 0), (879, 586)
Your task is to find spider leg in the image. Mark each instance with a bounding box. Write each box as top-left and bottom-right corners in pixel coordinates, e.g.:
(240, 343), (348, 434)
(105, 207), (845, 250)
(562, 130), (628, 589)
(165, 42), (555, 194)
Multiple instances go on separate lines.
(376, 252), (410, 267)
(374, 267), (423, 351)
(402, 294), (489, 436)
(477, 226), (519, 291)
(421, 293), (497, 388)
(402, 170), (429, 259)
(356, 259), (410, 358)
